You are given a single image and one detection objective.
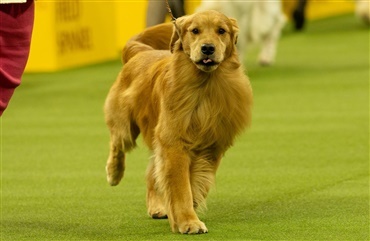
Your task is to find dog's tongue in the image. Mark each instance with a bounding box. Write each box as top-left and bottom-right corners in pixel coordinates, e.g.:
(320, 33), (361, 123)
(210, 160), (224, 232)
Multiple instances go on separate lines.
(203, 58), (213, 64)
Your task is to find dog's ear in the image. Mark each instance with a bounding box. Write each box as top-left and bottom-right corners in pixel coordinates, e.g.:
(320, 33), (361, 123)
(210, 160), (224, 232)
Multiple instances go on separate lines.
(229, 18), (239, 45)
(170, 16), (188, 53)
(170, 24), (180, 53)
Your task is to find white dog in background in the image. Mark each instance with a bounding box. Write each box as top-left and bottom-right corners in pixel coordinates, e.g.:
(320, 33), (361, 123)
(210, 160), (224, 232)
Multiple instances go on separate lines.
(355, 0), (370, 25)
(196, 0), (286, 66)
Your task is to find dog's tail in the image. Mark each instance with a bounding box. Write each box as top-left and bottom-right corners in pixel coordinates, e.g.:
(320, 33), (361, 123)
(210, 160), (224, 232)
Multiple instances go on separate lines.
(122, 22), (173, 63)
(122, 41), (154, 63)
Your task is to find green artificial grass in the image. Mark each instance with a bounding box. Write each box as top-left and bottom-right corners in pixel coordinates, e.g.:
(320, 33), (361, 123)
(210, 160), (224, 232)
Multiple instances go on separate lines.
(1, 14), (369, 240)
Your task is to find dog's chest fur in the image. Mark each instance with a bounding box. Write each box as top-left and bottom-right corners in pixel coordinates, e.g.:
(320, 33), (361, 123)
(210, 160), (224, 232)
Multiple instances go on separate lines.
(160, 71), (250, 152)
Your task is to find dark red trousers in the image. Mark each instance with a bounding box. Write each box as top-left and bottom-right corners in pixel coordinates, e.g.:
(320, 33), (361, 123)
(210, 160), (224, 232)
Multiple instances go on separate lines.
(0, 0), (34, 116)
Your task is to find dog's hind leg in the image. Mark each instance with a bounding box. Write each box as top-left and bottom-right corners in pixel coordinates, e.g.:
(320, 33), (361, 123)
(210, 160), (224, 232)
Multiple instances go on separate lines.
(146, 156), (167, 219)
(106, 133), (126, 186)
(190, 155), (222, 211)
(258, 14), (286, 66)
(105, 96), (140, 186)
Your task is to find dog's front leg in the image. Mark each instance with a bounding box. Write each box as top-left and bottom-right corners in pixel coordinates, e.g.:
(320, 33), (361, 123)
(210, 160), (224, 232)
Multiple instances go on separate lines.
(154, 145), (208, 234)
(258, 14), (286, 66)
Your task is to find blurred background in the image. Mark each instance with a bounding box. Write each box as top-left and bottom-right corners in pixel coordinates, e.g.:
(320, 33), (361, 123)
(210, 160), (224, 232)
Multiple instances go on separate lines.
(25, 0), (358, 72)
(2, 1), (369, 240)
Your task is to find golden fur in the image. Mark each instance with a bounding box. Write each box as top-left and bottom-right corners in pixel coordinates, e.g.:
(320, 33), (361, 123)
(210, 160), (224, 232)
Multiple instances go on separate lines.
(104, 10), (253, 234)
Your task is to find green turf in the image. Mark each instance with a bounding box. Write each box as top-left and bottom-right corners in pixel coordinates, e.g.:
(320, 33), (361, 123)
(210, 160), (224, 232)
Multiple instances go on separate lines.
(1, 14), (369, 240)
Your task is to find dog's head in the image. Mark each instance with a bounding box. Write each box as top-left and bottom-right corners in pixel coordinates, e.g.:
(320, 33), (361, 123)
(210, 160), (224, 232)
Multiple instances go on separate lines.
(170, 10), (239, 72)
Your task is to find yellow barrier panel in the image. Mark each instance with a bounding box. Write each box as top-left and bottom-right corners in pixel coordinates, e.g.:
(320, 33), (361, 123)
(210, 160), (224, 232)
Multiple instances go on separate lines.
(306, 1), (354, 20)
(283, 0), (354, 20)
(115, 1), (147, 54)
(26, 1), (118, 72)
(26, 0), (355, 72)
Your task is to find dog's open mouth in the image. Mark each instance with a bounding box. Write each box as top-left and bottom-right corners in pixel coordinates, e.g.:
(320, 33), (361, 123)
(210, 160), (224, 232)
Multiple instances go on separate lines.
(197, 58), (218, 67)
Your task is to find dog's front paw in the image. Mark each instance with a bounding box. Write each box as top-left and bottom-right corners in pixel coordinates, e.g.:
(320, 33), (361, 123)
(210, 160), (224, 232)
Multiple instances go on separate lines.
(178, 220), (208, 234)
(258, 53), (274, 67)
(258, 56), (273, 67)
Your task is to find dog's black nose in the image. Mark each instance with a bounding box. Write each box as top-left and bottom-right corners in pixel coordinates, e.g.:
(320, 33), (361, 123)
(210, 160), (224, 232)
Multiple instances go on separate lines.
(201, 44), (215, 55)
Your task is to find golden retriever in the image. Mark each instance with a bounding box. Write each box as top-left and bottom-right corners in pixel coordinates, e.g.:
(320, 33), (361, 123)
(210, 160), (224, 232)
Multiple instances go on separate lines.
(104, 10), (253, 234)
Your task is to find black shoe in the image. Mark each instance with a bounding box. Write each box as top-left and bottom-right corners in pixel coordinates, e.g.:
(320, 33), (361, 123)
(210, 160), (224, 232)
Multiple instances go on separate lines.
(293, 9), (305, 31)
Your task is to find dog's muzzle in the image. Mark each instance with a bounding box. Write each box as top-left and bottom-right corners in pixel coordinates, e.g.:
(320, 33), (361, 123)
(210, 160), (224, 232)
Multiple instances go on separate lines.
(197, 44), (218, 67)
(193, 43), (221, 72)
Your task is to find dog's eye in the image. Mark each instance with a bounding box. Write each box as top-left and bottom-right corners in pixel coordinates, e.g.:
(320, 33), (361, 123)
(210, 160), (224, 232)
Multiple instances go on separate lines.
(192, 28), (199, 34)
(218, 28), (226, 34)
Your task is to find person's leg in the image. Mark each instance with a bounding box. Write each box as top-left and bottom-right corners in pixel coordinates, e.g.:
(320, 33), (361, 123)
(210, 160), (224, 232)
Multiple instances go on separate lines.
(146, 0), (186, 27)
(146, 0), (167, 27)
(292, 0), (307, 31)
(171, 0), (185, 18)
(0, 0), (34, 116)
